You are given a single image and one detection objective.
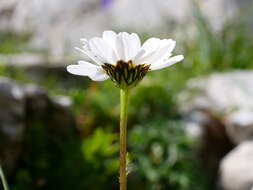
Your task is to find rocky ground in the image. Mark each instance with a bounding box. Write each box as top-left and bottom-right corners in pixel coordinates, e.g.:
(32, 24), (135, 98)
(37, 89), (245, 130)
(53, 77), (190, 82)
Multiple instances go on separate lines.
(0, 0), (252, 56)
(180, 71), (253, 190)
(0, 76), (76, 174)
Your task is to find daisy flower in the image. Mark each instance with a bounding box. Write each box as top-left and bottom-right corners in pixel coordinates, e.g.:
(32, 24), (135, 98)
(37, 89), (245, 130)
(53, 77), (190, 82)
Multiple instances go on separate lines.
(67, 30), (184, 190)
(67, 30), (184, 89)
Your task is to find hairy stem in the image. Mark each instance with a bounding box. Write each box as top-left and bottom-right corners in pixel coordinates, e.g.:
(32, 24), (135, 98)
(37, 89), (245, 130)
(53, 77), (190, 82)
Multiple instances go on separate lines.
(119, 88), (129, 190)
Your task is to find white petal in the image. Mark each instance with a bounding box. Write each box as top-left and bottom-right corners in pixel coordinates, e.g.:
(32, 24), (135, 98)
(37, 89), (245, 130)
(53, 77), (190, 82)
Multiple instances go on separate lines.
(75, 47), (103, 65)
(77, 60), (97, 66)
(133, 49), (146, 63)
(103, 31), (141, 62)
(103, 30), (121, 62)
(134, 50), (157, 65)
(120, 32), (131, 61)
(90, 71), (110, 81)
(67, 64), (97, 76)
(67, 62), (109, 81)
(167, 40), (176, 55)
(103, 30), (117, 47)
(145, 39), (175, 64)
(80, 38), (89, 46)
(134, 39), (177, 65)
(115, 34), (125, 61)
(150, 55), (184, 71)
(134, 38), (161, 65)
(89, 37), (117, 64)
(120, 32), (141, 61)
(141, 38), (161, 53)
(135, 38), (168, 64)
(129, 33), (141, 58)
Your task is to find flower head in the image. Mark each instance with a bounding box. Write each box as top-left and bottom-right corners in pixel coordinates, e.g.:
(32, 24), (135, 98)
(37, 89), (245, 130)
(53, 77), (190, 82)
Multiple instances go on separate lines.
(67, 31), (184, 89)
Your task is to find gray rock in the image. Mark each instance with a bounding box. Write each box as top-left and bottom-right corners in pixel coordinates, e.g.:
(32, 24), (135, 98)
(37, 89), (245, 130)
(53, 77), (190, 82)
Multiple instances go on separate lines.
(0, 53), (89, 89)
(0, 77), (25, 171)
(220, 141), (253, 190)
(179, 71), (253, 144)
(0, 77), (76, 173)
(52, 96), (73, 108)
(0, 0), (251, 56)
(179, 71), (253, 188)
(226, 111), (253, 144)
(183, 108), (233, 188)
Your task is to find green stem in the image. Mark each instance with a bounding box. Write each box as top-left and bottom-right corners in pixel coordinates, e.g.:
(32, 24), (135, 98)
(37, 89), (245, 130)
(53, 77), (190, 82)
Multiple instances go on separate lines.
(0, 165), (9, 190)
(119, 88), (129, 190)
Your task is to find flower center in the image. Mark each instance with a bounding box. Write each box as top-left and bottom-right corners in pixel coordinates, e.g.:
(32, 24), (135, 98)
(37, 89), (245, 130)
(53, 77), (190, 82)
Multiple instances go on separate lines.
(102, 60), (150, 89)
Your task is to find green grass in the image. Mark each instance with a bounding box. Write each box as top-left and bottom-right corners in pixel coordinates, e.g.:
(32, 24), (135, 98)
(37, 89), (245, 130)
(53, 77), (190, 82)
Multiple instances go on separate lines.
(0, 165), (9, 190)
(0, 31), (31, 54)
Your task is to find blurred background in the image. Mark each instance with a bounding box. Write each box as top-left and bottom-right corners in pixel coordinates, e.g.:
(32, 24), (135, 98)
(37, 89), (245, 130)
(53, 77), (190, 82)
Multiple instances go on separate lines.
(0, 0), (253, 190)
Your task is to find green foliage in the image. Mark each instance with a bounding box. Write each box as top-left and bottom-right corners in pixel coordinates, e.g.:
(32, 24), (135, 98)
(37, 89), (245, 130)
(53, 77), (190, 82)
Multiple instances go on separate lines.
(0, 31), (31, 54)
(0, 64), (29, 82)
(128, 119), (205, 190)
(11, 122), (84, 190)
(10, 122), (119, 190)
(185, 1), (253, 74)
(81, 128), (119, 187)
(83, 128), (118, 161)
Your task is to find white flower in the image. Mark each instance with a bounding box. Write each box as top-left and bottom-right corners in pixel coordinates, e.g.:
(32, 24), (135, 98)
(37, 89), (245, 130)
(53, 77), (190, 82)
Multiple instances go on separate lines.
(67, 30), (184, 88)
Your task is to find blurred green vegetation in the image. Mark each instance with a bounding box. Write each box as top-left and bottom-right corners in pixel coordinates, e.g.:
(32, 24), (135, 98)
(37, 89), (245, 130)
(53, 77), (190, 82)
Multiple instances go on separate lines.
(128, 120), (205, 190)
(188, 2), (253, 72)
(0, 31), (31, 54)
(1, 2), (253, 190)
(0, 64), (29, 82)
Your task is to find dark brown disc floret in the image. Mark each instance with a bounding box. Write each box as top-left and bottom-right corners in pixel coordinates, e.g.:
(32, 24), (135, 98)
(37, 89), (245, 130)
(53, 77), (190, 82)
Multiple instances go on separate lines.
(102, 60), (150, 89)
